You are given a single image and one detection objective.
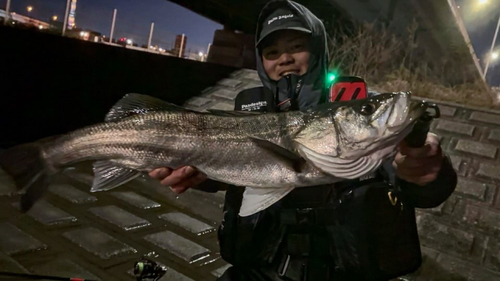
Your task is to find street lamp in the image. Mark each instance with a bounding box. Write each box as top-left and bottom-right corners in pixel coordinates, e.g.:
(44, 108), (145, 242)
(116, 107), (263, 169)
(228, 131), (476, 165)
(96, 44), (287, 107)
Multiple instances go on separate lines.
(126, 39), (133, 45)
(27, 6), (33, 12)
(483, 16), (500, 78)
(477, 0), (500, 79)
(52, 15), (58, 21)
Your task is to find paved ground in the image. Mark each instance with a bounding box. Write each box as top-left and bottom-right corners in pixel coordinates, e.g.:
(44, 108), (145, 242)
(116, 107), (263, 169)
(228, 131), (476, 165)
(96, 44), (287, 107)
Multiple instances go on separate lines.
(0, 163), (229, 281)
(1, 69), (500, 280)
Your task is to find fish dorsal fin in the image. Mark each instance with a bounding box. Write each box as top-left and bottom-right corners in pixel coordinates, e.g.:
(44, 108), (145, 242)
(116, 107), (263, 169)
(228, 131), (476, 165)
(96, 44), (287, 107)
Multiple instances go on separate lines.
(207, 109), (262, 117)
(91, 160), (141, 192)
(105, 93), (190, 122)
(249, 137), (306, 173)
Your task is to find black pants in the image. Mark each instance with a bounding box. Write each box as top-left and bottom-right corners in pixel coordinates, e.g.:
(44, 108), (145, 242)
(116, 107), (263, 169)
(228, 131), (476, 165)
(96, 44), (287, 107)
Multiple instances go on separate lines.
(216, 266), (278, 281)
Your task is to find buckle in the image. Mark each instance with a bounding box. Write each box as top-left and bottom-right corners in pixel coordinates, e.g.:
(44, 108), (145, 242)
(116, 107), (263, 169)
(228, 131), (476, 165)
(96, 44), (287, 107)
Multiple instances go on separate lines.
(387, 191), (398, 206)
(387, 191), (404, 211)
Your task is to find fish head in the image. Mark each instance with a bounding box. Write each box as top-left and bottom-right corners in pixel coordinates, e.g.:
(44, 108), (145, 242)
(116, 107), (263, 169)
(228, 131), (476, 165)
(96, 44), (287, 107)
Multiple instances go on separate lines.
(295, 92), (427, 159)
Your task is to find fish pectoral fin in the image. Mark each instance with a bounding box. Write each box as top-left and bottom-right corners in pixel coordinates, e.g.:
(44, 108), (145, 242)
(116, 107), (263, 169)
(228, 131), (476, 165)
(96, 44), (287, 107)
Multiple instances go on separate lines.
(105, 93), (193, 122)
(249, 137), (306, 173)
(91, 161), (141, 192)
(206, 109), (262, 116)
(297, 144), (380, 179)
(240, 186), (295, 217)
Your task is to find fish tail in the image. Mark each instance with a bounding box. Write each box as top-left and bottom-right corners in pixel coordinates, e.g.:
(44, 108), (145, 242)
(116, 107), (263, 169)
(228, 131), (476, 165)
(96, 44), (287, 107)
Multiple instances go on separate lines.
(0, 141), (52, 212)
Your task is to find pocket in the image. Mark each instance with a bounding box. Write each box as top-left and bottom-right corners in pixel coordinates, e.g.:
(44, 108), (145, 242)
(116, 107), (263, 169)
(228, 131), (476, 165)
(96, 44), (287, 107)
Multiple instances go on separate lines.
(363, 184), (422, 278)
(327, 183), (422, 279)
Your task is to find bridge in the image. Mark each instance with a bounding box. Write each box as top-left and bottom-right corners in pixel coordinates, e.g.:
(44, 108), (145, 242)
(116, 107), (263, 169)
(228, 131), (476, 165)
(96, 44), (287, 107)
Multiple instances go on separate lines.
(169, 0), (485, 83)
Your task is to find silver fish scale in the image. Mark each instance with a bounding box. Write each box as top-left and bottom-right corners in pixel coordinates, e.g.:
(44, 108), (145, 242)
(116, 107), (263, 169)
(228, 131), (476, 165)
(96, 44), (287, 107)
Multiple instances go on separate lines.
(42, 111), (333, 188)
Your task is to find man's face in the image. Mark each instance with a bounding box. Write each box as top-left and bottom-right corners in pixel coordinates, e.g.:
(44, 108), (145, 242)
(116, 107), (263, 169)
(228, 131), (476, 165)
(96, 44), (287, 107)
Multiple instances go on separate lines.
(261, 30), (311, 81)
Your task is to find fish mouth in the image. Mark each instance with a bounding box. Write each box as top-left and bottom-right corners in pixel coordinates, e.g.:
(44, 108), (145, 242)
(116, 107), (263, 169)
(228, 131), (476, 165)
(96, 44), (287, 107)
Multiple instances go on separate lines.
(386, 92), (428, 131)
(409, 100), (429, 120)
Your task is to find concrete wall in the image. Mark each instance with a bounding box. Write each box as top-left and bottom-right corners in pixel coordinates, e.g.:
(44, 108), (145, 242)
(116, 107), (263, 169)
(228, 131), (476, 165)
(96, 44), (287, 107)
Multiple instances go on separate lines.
(0, 26), (236, 147)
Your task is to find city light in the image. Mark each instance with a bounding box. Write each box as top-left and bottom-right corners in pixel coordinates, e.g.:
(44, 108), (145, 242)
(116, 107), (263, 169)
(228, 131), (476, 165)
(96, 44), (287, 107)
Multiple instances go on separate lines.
(493, 52), (499, 60)
(52, 15), (58, 21)
(79, 31), (90, 40)
(27, 6), (33, 12)
(198, 52), (204, 56)
(38, 25), (43, 29)
(126, 39), (133, 45)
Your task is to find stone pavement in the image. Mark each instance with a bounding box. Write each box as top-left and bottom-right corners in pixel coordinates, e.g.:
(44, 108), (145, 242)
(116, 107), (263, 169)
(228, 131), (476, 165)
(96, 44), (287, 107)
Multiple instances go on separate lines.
(0, 69), (499, 280)
(0, 163), (229, 281)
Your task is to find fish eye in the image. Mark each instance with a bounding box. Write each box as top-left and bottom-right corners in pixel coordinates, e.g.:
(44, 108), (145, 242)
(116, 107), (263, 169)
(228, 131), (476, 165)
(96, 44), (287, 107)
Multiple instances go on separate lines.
(359, 103), (376, 116)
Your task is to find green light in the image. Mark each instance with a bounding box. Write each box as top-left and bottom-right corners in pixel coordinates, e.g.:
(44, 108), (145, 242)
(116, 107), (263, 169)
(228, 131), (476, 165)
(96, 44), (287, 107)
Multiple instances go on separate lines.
(326, 71), (338, 88)
(328, 73), (336, 82)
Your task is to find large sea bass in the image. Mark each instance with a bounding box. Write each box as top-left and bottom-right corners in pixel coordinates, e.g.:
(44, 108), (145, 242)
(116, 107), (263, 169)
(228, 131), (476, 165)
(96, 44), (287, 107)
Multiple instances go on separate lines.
(0, 92), (426, 216)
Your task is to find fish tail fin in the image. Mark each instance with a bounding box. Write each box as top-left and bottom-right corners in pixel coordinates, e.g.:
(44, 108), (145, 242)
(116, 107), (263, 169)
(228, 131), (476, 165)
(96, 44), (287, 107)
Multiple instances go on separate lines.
(0, 142), (52, 212)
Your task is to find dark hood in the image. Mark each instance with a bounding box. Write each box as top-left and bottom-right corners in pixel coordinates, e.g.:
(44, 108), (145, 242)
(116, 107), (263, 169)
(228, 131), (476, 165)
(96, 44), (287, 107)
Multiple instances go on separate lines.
(255, 0), (329, 109)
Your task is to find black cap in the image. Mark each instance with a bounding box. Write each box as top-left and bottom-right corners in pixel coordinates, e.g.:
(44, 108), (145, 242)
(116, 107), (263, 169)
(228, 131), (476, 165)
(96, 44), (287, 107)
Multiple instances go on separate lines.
(257, 7), (312, 47)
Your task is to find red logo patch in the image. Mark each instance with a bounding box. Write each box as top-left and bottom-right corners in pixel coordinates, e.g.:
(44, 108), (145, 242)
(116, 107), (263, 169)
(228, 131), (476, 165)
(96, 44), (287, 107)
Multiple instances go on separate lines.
(329, 77), (368, 102)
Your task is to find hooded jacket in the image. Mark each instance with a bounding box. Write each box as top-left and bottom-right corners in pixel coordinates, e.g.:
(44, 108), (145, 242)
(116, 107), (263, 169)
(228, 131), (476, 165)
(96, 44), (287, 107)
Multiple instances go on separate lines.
(235, 0), (329, 112)
(256, 0), (329, 109)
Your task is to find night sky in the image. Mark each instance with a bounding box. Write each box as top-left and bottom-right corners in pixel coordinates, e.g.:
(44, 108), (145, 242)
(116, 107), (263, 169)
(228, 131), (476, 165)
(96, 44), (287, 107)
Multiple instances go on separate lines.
(456, 0), (500, 86)
(0, 0), (498, 85)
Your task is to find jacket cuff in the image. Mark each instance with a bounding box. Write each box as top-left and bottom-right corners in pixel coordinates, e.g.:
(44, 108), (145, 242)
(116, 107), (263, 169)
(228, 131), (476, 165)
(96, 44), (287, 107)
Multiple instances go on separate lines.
(399, 155), (457, 208)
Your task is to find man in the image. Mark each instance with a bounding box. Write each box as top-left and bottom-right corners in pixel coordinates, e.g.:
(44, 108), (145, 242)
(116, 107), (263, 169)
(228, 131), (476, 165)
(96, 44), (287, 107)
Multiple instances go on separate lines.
(149, 1), (457, 280)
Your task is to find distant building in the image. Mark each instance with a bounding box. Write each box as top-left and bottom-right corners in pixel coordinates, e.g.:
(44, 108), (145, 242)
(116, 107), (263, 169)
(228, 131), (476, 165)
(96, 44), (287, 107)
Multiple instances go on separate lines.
(207, 27), (255, 69)
(173, 34), (187, 58)
(76, 29), (102, 42)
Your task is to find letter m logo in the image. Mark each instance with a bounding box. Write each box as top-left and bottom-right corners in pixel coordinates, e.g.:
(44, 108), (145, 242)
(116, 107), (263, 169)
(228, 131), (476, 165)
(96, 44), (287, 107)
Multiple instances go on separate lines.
(329, 76), (368, 102)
